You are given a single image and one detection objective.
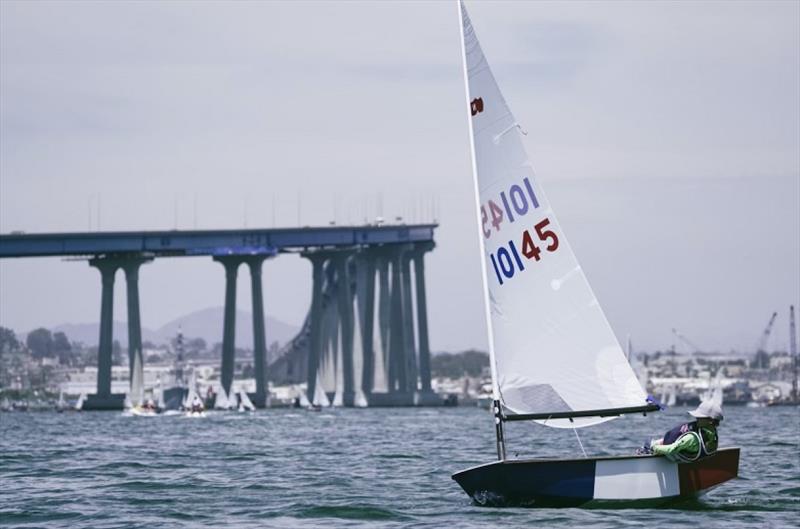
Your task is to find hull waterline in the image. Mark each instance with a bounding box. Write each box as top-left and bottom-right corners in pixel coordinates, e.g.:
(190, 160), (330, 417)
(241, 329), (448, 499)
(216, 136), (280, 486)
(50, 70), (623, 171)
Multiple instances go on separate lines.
(452, 447), (740, 507)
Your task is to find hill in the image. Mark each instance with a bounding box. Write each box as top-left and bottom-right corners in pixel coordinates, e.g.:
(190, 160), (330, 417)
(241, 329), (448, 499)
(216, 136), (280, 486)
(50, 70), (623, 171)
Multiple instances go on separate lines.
(45, 307), (298, 348)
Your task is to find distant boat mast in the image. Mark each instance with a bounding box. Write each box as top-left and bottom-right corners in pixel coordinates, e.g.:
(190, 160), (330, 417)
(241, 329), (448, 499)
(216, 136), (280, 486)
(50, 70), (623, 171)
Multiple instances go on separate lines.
(790, 305), (798, 404)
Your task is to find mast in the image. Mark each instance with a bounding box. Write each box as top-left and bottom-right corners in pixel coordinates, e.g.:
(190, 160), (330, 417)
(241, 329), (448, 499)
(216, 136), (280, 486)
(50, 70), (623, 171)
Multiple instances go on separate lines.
(458, 0), (505, 460)
(457, 0), (500, 403)
(790, 305), (797, 404)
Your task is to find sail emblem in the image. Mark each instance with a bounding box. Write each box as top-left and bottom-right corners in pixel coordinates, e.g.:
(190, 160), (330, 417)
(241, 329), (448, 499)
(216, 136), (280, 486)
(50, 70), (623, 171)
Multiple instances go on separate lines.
(470, 97), (484, 116)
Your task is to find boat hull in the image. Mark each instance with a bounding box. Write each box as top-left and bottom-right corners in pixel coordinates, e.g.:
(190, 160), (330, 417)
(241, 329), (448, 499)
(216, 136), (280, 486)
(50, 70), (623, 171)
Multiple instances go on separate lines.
(452, 447), (739, 507)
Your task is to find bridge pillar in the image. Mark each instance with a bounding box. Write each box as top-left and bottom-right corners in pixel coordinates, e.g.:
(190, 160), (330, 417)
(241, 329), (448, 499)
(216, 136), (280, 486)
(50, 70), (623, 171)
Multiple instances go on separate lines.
(401, 251), (418, 392)
(389, 246), (409, 394)
(377, 255), (391, 389)
(358, 250), (377, 397)
(91, 258), (118, 398)
(84, 256), (151, 410)
(121, 257), (152, 405)
(412, 242), (439, 404)
(334, 252), (356, 406)
(245, 255), (269, 408)
(302, 252), (327, 404)
(214, 256), (241, 397)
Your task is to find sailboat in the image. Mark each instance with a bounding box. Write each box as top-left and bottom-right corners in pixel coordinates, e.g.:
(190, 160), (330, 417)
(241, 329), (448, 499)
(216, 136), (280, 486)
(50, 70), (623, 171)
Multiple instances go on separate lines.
(74, 392), (86, 411)
(56, 389), (67, 413)
(214, 387), (232, 410)
(452, 1), (739, 506)
(238, 389), (256, 412)
(128, 353), (157, 416)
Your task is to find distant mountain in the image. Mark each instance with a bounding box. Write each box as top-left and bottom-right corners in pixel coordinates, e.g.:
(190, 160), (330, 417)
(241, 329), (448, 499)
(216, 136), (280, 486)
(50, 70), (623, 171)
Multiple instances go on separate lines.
(47, 307), (299, 349)
(152, 307), (298, 349)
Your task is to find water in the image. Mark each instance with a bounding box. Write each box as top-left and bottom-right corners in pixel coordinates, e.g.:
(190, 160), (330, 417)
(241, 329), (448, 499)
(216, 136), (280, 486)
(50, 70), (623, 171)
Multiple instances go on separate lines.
(1, 406), (797, 528)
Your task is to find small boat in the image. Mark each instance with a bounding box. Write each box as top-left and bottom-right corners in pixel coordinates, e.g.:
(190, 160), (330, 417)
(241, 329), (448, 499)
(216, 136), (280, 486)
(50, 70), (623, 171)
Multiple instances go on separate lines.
(130, 405), (159, 417)
(452, 1), (739, 507)
(183, 384), (207, 417)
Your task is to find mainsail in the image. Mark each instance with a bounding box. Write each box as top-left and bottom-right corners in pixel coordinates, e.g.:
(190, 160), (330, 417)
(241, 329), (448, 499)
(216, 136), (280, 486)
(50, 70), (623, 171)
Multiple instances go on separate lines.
(129, 352), (144, 408)
(214, 387), (232, 410)
(238, 389), (256, 412)
(458, 1), (649, 427)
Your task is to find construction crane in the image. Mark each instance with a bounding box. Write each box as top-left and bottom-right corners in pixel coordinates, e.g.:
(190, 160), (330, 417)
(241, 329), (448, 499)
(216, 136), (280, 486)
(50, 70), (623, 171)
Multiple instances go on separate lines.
(671, 328), (702, 355)
(790, 305), (797, 403)
(753, 311), (778, 369)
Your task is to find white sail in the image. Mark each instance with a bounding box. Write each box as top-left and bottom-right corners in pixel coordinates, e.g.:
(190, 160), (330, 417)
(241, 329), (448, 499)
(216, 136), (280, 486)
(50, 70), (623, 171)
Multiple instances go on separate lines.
(313, 371), (331, 407)
(297, 387), (311, 408)
(214, 387), (229, 409)
(74, 392), (85, 411)
(129, 352), (144, 408)
(667, 387), (677, 407)
(238, 389), (255, 411)
(458, 1), (648, 426)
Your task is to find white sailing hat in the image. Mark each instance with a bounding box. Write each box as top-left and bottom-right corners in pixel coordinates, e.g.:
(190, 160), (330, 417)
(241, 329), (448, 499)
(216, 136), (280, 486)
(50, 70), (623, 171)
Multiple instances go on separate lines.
(688, 400), (723, 421)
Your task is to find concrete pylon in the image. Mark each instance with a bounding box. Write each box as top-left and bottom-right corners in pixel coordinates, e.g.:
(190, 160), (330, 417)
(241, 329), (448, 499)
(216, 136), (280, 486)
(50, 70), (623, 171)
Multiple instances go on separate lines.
(85, 255), (151, 410)
(358, 250), (377, 397)
(401, 251), (418, 392)
(412, 242), (438, 403)
(389, 247), (408, 393)
(90, 258), (118, 398)
(121, 257), (152, 400)
(214, 256), (241, 396)
(377, 256), (391, 389)
(245, 255), (269, 407)
(334, 252), (356, 406)
(302, 252), (327, 404)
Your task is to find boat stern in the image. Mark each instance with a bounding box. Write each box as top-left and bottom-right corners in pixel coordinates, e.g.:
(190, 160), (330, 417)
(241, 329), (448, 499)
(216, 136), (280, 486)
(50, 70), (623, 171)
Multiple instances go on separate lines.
(678, 447), (740, 496)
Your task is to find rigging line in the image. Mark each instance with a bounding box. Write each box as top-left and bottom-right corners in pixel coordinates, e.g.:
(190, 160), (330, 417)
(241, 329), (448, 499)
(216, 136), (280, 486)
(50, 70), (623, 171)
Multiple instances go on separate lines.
(573, 427), (588, 459)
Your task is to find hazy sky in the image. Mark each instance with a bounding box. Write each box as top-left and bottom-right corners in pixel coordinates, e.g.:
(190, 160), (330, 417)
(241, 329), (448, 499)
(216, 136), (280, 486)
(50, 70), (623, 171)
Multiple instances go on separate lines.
(1, 1), (798, 354)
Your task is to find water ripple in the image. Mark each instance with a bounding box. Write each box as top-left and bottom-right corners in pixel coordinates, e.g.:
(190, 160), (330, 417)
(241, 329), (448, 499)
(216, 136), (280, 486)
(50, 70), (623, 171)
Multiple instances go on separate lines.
(0, 406), (797, 528)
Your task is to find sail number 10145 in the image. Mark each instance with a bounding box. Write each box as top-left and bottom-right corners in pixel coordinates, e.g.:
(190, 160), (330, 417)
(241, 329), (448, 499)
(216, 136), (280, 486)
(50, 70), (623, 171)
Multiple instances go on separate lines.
(489, 218), (559, 285)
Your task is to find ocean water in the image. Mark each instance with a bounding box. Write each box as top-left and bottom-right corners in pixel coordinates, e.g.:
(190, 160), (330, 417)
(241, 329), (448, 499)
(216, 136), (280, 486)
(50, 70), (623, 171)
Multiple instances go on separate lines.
(1, 405), (797, 528)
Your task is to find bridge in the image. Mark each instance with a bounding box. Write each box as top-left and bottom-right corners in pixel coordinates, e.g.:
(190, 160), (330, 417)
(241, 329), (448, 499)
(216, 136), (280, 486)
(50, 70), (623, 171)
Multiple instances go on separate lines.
(0, 224), (438, 409)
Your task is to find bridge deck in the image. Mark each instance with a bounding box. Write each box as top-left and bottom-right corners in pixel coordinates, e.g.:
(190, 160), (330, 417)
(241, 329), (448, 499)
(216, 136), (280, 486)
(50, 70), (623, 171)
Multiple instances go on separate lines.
(0, 224), (437, 258)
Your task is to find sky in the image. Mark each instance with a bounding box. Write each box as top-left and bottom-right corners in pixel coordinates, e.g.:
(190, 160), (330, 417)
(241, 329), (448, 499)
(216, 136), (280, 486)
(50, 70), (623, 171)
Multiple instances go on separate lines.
(1, 1), (798, 354)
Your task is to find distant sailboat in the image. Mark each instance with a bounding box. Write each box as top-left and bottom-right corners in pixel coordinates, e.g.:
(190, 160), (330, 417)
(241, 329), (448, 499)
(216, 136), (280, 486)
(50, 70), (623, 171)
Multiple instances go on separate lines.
(295, 386), (311, 408)
(312, 372), (331, 408)
(130, 352), (144, 407)
(74, 392), (86, 411)
(451, 1), (738, 506)
(214, 388), (231, 410)
(238, 390), (256, 412)
(127, 353), (157, 416)
(702, 373), (724, 408)
(56, 390), (67, 412)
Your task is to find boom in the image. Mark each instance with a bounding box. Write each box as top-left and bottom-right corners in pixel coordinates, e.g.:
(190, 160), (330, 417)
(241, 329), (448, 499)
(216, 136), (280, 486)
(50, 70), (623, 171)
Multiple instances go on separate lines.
(757, 312), (778, 353)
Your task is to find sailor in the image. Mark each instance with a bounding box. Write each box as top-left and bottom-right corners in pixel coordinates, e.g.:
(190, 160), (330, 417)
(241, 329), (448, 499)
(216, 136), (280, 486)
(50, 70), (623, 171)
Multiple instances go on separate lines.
(191, 395), (204, 413)
(645, 401), (722, 462)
